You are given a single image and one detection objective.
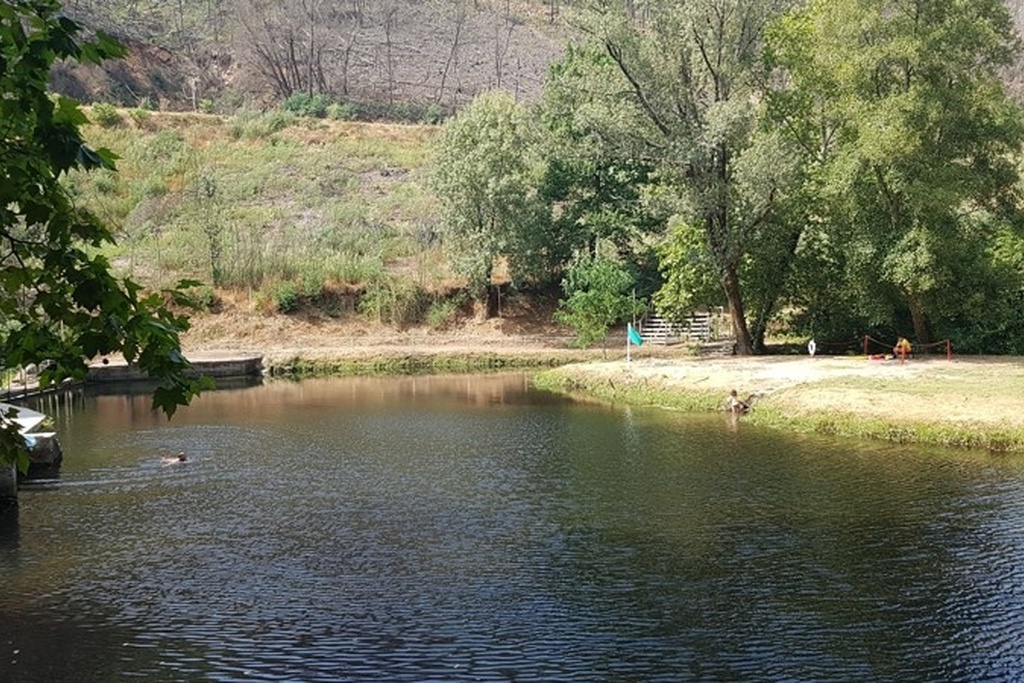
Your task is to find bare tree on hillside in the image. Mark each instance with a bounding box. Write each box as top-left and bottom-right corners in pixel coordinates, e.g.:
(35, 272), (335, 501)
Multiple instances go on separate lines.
(62, 0), (570, 110)
(382, 0), (400, 104)
(493, 0), (516, 89)
(324, 25), (362, 96)
(435, 0), (470, 106)
(239, 0), (331, 97)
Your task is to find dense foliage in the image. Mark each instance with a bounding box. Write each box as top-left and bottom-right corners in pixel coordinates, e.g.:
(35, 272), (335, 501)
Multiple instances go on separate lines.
(429, 91), (550, 292)
(768, 0), (1024, 351)
(41, 0), (1024, 357)
(428, 0), (1024, 354)
(554, 253), (645, 347)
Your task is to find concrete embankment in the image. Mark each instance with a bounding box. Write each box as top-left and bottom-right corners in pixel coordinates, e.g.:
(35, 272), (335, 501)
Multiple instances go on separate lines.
(87, 351), (264, 383)
(1, 351), (265, 509)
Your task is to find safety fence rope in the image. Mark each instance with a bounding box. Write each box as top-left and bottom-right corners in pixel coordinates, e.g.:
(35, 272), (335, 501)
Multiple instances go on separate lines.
(860, 335), (952, 361)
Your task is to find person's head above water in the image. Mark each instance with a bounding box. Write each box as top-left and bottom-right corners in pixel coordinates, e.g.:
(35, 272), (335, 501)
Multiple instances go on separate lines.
(177, 452), (187, 462)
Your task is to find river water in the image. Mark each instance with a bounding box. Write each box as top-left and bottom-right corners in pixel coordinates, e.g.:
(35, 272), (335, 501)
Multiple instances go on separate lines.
(1, 374), (1023, 681)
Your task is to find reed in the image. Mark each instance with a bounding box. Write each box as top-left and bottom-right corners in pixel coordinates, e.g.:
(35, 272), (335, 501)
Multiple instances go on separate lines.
(266, 353), (577, 378)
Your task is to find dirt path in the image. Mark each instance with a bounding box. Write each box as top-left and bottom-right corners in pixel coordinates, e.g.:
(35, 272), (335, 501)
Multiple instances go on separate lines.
(183, 309), (610, 365)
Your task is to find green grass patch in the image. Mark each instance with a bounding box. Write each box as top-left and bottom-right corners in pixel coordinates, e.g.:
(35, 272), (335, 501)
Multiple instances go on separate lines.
(267, 354), (571, 378)
(532, 367), (725, 412)
(535, 361), (1024, 454)
(748, 404), (1024, 452)
(69, 110), (441, 295)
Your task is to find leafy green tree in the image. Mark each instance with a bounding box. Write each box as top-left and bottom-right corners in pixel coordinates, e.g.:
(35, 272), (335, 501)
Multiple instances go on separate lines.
(541, 0), (796, 354)
(1, 0), (207, 469)
(429, 90), (551, 296)
(768, 0), (1024, 345)
(653, 219), (724, 323)
(554, 252), (644, 348)
(538, 44), (667, 280)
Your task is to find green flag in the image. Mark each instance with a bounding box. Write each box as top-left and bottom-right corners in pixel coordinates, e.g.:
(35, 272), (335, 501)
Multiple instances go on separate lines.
(628, 323), (643, 346)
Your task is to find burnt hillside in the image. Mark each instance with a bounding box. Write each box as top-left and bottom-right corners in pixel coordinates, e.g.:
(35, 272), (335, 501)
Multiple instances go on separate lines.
(57, 0), (570, 114)
(53, 0), (1024, 114)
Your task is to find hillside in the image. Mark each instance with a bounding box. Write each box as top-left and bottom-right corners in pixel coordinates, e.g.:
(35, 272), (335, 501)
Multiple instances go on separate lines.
(57, 0), (570, 115)
(54, 2), (1024, 360)
(69, 109), (582, 355)
(53, 0), (1024, 113)
(74, 110), (439, 289)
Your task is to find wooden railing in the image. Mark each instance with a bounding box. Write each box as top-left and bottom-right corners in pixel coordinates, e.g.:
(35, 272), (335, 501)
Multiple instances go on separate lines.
(638, 311), (714, 345)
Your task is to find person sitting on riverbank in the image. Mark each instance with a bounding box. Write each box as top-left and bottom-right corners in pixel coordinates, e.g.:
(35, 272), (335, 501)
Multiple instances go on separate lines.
(894, 337), (912, 359)
(726, 389), (751, 414)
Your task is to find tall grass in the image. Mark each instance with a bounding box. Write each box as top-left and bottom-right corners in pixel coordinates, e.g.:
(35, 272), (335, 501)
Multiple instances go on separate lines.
(69, 109), (443, 301)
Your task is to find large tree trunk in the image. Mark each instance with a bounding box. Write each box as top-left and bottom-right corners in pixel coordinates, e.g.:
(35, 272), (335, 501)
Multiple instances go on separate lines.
(705, 146), (755, 356)
(749, 224), (804, 353)
(906, 292), (933, 346)
(724, 266), (754, 355)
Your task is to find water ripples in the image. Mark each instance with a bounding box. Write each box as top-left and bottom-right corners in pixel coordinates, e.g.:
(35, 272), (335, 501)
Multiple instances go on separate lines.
(2, 377), (1024, 680)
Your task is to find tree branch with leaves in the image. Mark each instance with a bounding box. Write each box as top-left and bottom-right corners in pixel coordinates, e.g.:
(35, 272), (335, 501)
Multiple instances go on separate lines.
(0, 0), (208, 470)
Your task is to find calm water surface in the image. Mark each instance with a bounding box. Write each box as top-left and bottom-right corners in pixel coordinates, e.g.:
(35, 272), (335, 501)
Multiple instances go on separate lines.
(1, 374), (1024, 681)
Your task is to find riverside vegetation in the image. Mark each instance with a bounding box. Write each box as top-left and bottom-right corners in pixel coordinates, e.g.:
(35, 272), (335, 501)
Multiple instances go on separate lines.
(24, 0), (1024, 458)
(68, 103), (1024, 454)
(9, 0), (1024, 479)
(70, 109), (447, 322)
(68, 1), (1024, 362)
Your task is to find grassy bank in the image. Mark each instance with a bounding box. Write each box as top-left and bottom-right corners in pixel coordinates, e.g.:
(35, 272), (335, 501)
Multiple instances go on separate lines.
(534, 356), (1024, 452)
(265, 350), (595, 377)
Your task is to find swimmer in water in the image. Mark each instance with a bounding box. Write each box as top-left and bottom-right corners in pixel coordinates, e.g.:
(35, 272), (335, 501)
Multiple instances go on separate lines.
(161, 451), (188, 464)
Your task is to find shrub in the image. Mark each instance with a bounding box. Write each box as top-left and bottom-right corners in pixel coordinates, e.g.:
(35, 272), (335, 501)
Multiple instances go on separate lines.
(358, 277), (430, 326)
(93, 169), (119, 195)
(196, 286), (217, 311)
(555, 254), (645, 348)
(90, 102), (122, 128)
(128, 107), (152, 128)
(284, 92), (332, 118)
(326, 102), (357, 121)
(422, 103), (445, 125)
(269, 280), (300, 313)
(228, 109), (296, 140)
(213, 91), (245, 114)
(140, 177), (167, 198)
(426, 294), (465, 329)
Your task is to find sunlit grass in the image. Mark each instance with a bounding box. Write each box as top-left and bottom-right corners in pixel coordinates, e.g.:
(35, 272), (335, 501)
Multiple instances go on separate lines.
(70, 108), (443, 300)
(536, 358), (1024, 453)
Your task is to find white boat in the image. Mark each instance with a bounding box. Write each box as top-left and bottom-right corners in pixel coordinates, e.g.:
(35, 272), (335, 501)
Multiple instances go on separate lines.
(1, 403), (62, 479)
(0, 402), (48, 435)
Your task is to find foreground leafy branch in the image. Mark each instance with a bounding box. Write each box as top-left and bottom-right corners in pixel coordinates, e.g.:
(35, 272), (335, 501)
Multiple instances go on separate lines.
(0, 0), (208, 470)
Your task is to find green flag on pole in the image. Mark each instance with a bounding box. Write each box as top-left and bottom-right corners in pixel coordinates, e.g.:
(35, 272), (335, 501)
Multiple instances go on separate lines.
(628, 323), (643, 346)
(627, 323), (643, 364)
